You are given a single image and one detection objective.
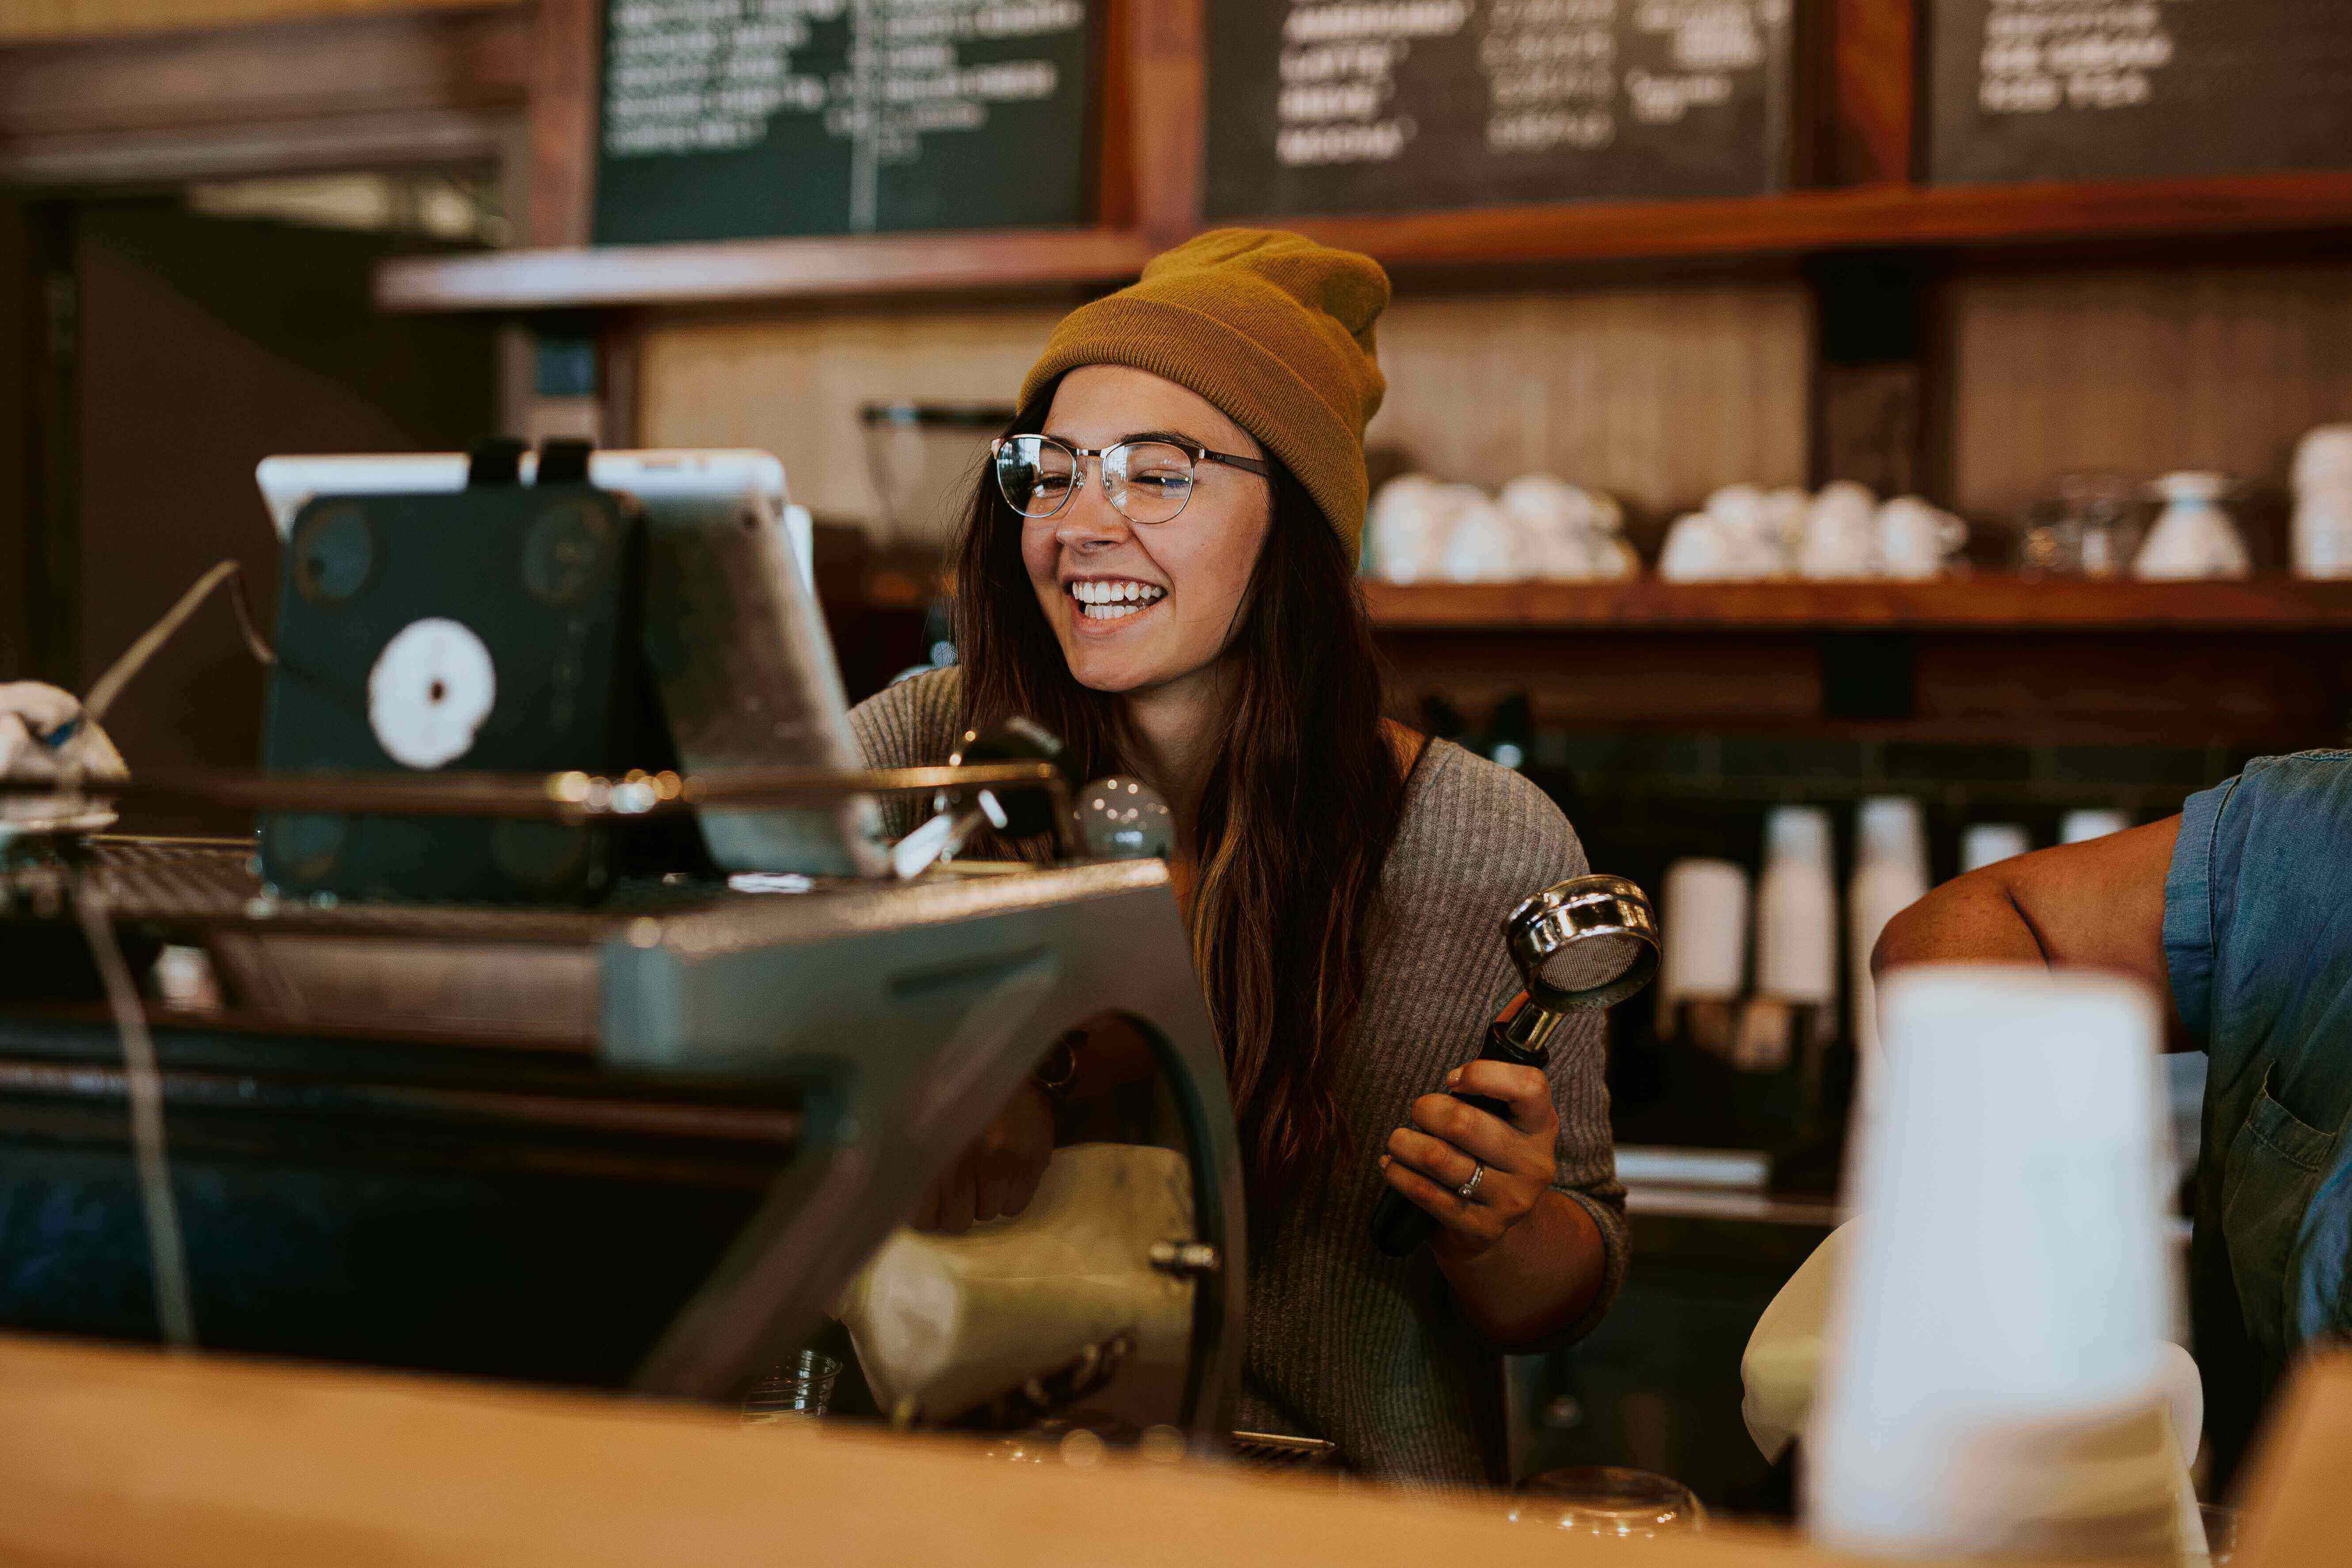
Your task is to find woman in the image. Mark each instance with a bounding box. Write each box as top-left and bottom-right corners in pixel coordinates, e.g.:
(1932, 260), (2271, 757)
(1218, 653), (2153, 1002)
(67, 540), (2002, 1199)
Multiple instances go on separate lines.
(848, 230), (1624, 1486)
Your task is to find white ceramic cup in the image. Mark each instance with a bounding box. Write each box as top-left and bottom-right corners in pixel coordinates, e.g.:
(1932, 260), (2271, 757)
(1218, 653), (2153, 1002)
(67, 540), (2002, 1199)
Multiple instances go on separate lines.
(1433, 486), (1527, 583)
(2292, 429), (2352, 579)
(1659, 857), (1751, 1005)
(1366, 475), (1445, 583)
(1808, 966), (2176, 1558)
(1656, 513), (1735, 581)
(1800, 481), (1880, 579)
(2292, 492), (2352, 580)
(2133, 472), (2250, 581)
(1876, 497), (1967, 580)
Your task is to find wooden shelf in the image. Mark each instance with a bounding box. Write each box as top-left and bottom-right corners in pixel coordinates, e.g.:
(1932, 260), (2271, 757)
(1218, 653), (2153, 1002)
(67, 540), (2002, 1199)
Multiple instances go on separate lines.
(374, 226), (1156, 312)
(1274, 171), (2352, 271)
(377, 171), (2352, 312)
(1363, 576), (2352, 632)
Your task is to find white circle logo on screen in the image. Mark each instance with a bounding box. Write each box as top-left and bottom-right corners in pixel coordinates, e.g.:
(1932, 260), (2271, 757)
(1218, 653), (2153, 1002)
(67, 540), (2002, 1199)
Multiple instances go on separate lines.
(367, 617), (496, 770)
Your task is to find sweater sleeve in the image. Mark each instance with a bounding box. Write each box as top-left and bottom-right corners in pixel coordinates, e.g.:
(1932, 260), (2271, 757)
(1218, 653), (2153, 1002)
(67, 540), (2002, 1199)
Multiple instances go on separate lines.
(1488, 773), (1628, 1352)
(1382, 744), (1629, 1352)
(845, 667), (966, 841)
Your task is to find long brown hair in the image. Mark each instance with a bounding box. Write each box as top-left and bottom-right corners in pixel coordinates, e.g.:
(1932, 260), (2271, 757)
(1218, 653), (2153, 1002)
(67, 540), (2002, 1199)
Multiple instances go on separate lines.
(952, 386), (1411, 1206)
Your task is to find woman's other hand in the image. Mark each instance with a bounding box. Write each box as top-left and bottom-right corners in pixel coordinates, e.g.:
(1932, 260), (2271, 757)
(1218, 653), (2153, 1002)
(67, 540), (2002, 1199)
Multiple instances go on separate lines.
(0, 681), (126, 781)
(910, 1081), (1054, 1234)
(1380, 1060), (1558, 1260)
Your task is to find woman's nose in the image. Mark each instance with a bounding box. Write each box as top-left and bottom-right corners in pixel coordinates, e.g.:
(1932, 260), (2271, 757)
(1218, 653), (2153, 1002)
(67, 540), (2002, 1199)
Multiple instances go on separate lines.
(1054, 467), (1132, 548)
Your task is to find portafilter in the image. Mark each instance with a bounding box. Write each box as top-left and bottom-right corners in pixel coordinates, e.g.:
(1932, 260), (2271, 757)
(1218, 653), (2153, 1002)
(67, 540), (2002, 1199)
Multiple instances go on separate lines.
(1369, 873), (1658, 1258)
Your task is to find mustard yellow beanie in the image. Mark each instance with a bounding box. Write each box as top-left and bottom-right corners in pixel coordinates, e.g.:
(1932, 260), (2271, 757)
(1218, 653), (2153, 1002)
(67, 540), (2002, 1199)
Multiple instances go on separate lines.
(1018, 228), (1389, 557)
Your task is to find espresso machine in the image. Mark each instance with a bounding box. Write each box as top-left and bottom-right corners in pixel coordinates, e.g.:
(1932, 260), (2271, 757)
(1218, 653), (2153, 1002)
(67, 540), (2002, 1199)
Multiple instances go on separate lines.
(0, 447), (1245, 1446)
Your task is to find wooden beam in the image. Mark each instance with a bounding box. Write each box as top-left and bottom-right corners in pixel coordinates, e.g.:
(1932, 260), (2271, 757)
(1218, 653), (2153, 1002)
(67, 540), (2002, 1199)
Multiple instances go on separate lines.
(1267, 171), (2352, 269)
(1123, 0), (1204, 246)
(378, 171), (2352, 311)
(526, 0), (598, 248)
(0, 0), (498, 43)
(376, 225), (1154, 311)
(0, 5), (529, 185)
(1828, 0), (1917, 186)
(1362, 577), (2352, 632)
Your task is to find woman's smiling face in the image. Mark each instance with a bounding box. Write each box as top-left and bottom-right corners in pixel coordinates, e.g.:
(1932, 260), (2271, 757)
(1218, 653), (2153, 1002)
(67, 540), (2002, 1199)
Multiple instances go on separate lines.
(1020, 365), (1273, 696)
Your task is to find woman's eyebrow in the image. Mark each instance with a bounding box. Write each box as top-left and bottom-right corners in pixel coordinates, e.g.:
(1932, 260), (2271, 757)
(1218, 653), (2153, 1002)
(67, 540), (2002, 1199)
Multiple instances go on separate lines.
(1037, 428), (1222, 450)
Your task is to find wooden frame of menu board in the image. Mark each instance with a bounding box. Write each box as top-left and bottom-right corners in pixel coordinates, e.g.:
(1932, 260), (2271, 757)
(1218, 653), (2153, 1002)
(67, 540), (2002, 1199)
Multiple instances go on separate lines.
(374, 0), (2352, 312)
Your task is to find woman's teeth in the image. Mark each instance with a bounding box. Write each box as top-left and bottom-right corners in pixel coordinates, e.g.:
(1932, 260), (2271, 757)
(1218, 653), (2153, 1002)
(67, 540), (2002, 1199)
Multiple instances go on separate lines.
(1069, 579), (1167, 620)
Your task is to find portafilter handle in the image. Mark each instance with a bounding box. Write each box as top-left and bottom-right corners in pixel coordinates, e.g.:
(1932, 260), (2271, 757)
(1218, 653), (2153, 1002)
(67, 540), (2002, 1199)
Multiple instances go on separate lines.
(1367, 873), (1658, 1259)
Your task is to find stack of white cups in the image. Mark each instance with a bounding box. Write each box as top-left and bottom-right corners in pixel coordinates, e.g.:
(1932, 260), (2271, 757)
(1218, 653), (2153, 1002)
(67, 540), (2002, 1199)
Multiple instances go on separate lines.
(2061, 808), (2129, 845)
(1754, 807), (1836, 1009)
(1960, 822), (2030, 873)
(1807, 967), (2188, 1558)
(1846, 798), (1929, 1074)
(2293, 425), (2352, 579)
(1658, 858), (1751, 1011)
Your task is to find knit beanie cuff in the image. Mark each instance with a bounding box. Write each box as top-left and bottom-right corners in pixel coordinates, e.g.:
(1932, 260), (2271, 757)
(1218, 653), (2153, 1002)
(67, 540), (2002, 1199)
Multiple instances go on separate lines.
(1021, 293), (1370, 550)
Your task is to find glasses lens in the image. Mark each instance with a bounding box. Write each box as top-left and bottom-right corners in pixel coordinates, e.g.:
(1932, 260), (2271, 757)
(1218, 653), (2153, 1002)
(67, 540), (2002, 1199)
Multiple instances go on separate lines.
(995, 436), (1077, 518)
(1104, 441), (1195, 524)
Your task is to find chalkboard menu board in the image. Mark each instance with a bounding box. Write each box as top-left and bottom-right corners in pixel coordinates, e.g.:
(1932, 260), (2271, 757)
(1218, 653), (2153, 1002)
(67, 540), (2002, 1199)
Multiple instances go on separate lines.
(1928, 0), (2352, 185)
(595, 0), (1093, 245)
(1205, 0), (1797, 219)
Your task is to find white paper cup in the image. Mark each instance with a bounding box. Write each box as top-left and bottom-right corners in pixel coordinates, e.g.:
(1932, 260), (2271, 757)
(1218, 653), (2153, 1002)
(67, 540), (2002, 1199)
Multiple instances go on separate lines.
(1659, 858), (1751, 1005)
(1755, 807), (1835, 1004)
(1808, 966), (2176, 1557)
(1848, 798), (1927, 1068)
(2060, 808), (2128, 845)
(1961, 822), (2030, 872)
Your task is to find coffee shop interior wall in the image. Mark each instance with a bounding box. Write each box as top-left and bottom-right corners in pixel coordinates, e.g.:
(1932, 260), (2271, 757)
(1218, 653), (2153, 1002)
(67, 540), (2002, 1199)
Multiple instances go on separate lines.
(643, 262), (2352, 553)
(10, 0), (2352, 883)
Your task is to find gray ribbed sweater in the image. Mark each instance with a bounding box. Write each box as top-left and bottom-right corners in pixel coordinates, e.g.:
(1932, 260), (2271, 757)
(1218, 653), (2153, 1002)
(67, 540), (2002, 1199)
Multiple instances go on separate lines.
(848, 669), (1627, 1486)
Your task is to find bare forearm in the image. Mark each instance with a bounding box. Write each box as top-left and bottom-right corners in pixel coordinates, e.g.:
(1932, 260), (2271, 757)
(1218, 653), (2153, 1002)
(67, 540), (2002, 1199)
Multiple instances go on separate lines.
(1435, 1187), (1606, 1348)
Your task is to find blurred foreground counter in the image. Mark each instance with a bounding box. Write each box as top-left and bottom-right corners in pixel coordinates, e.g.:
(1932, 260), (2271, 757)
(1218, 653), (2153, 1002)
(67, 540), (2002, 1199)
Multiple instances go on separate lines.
(0, 1330), (2338, 1568)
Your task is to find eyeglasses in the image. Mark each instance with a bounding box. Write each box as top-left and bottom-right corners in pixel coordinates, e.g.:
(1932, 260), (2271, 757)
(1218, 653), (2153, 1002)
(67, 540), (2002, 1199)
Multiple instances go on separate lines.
(991, 434), (1271, 526)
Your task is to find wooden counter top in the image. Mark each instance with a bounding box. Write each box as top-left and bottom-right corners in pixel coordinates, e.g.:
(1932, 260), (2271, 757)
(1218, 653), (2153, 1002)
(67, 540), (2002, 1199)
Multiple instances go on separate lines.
(0, 1330), (2336, 1567)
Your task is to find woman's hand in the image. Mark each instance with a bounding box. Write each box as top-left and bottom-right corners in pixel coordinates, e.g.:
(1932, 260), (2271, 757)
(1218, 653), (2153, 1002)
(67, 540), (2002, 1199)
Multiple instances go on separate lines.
(0, 681), (126, 782)
(911, 1081), (1054, 1234)
(1379, 1060), (1558, 1260)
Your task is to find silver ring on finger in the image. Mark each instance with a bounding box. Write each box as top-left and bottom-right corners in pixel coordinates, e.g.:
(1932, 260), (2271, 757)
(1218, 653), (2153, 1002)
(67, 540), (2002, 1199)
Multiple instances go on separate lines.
(1456, 1161), (1484, 1202)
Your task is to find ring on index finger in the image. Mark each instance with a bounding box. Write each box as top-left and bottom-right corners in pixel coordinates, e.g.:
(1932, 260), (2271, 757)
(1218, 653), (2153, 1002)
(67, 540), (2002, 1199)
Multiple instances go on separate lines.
(1456, 1161), (1484, 1203)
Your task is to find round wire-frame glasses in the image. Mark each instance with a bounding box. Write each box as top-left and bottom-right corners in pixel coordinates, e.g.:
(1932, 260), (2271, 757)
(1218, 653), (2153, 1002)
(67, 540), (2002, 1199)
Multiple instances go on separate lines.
(991, 433), (1271, 526)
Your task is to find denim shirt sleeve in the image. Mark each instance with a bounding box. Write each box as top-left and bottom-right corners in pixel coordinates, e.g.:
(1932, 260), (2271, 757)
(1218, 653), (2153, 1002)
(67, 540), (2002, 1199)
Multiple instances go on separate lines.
(2162, 773), (2238, 1044)
(2167, 750), (2352, 1107)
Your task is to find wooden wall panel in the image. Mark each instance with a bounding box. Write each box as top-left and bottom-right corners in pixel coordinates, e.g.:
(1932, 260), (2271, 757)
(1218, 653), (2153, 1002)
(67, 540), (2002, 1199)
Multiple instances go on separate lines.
(525, 0), (596, 247)
(0, 200), (29, 680)
(636, 304), (1076, 525)
(0, 0), (497, 42)
(636, 282), (1813, 535)
(1945, 261), (2352, 523)
(1366, 284), (1815, 527)
(0, 4), (529, 185)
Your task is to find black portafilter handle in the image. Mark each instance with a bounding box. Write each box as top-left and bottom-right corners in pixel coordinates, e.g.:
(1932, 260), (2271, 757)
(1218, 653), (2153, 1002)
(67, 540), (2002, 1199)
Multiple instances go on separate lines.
(1370, 873), (1659, 1259)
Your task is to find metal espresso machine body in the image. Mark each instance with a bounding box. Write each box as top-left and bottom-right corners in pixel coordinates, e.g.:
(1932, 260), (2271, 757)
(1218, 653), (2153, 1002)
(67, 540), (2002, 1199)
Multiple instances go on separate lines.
(0, 448), (1246, 1447)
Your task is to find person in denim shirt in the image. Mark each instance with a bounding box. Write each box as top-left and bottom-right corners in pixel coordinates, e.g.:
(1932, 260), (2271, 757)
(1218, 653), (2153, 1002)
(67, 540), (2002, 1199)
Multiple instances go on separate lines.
(1874, 750), (2352, 1492)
